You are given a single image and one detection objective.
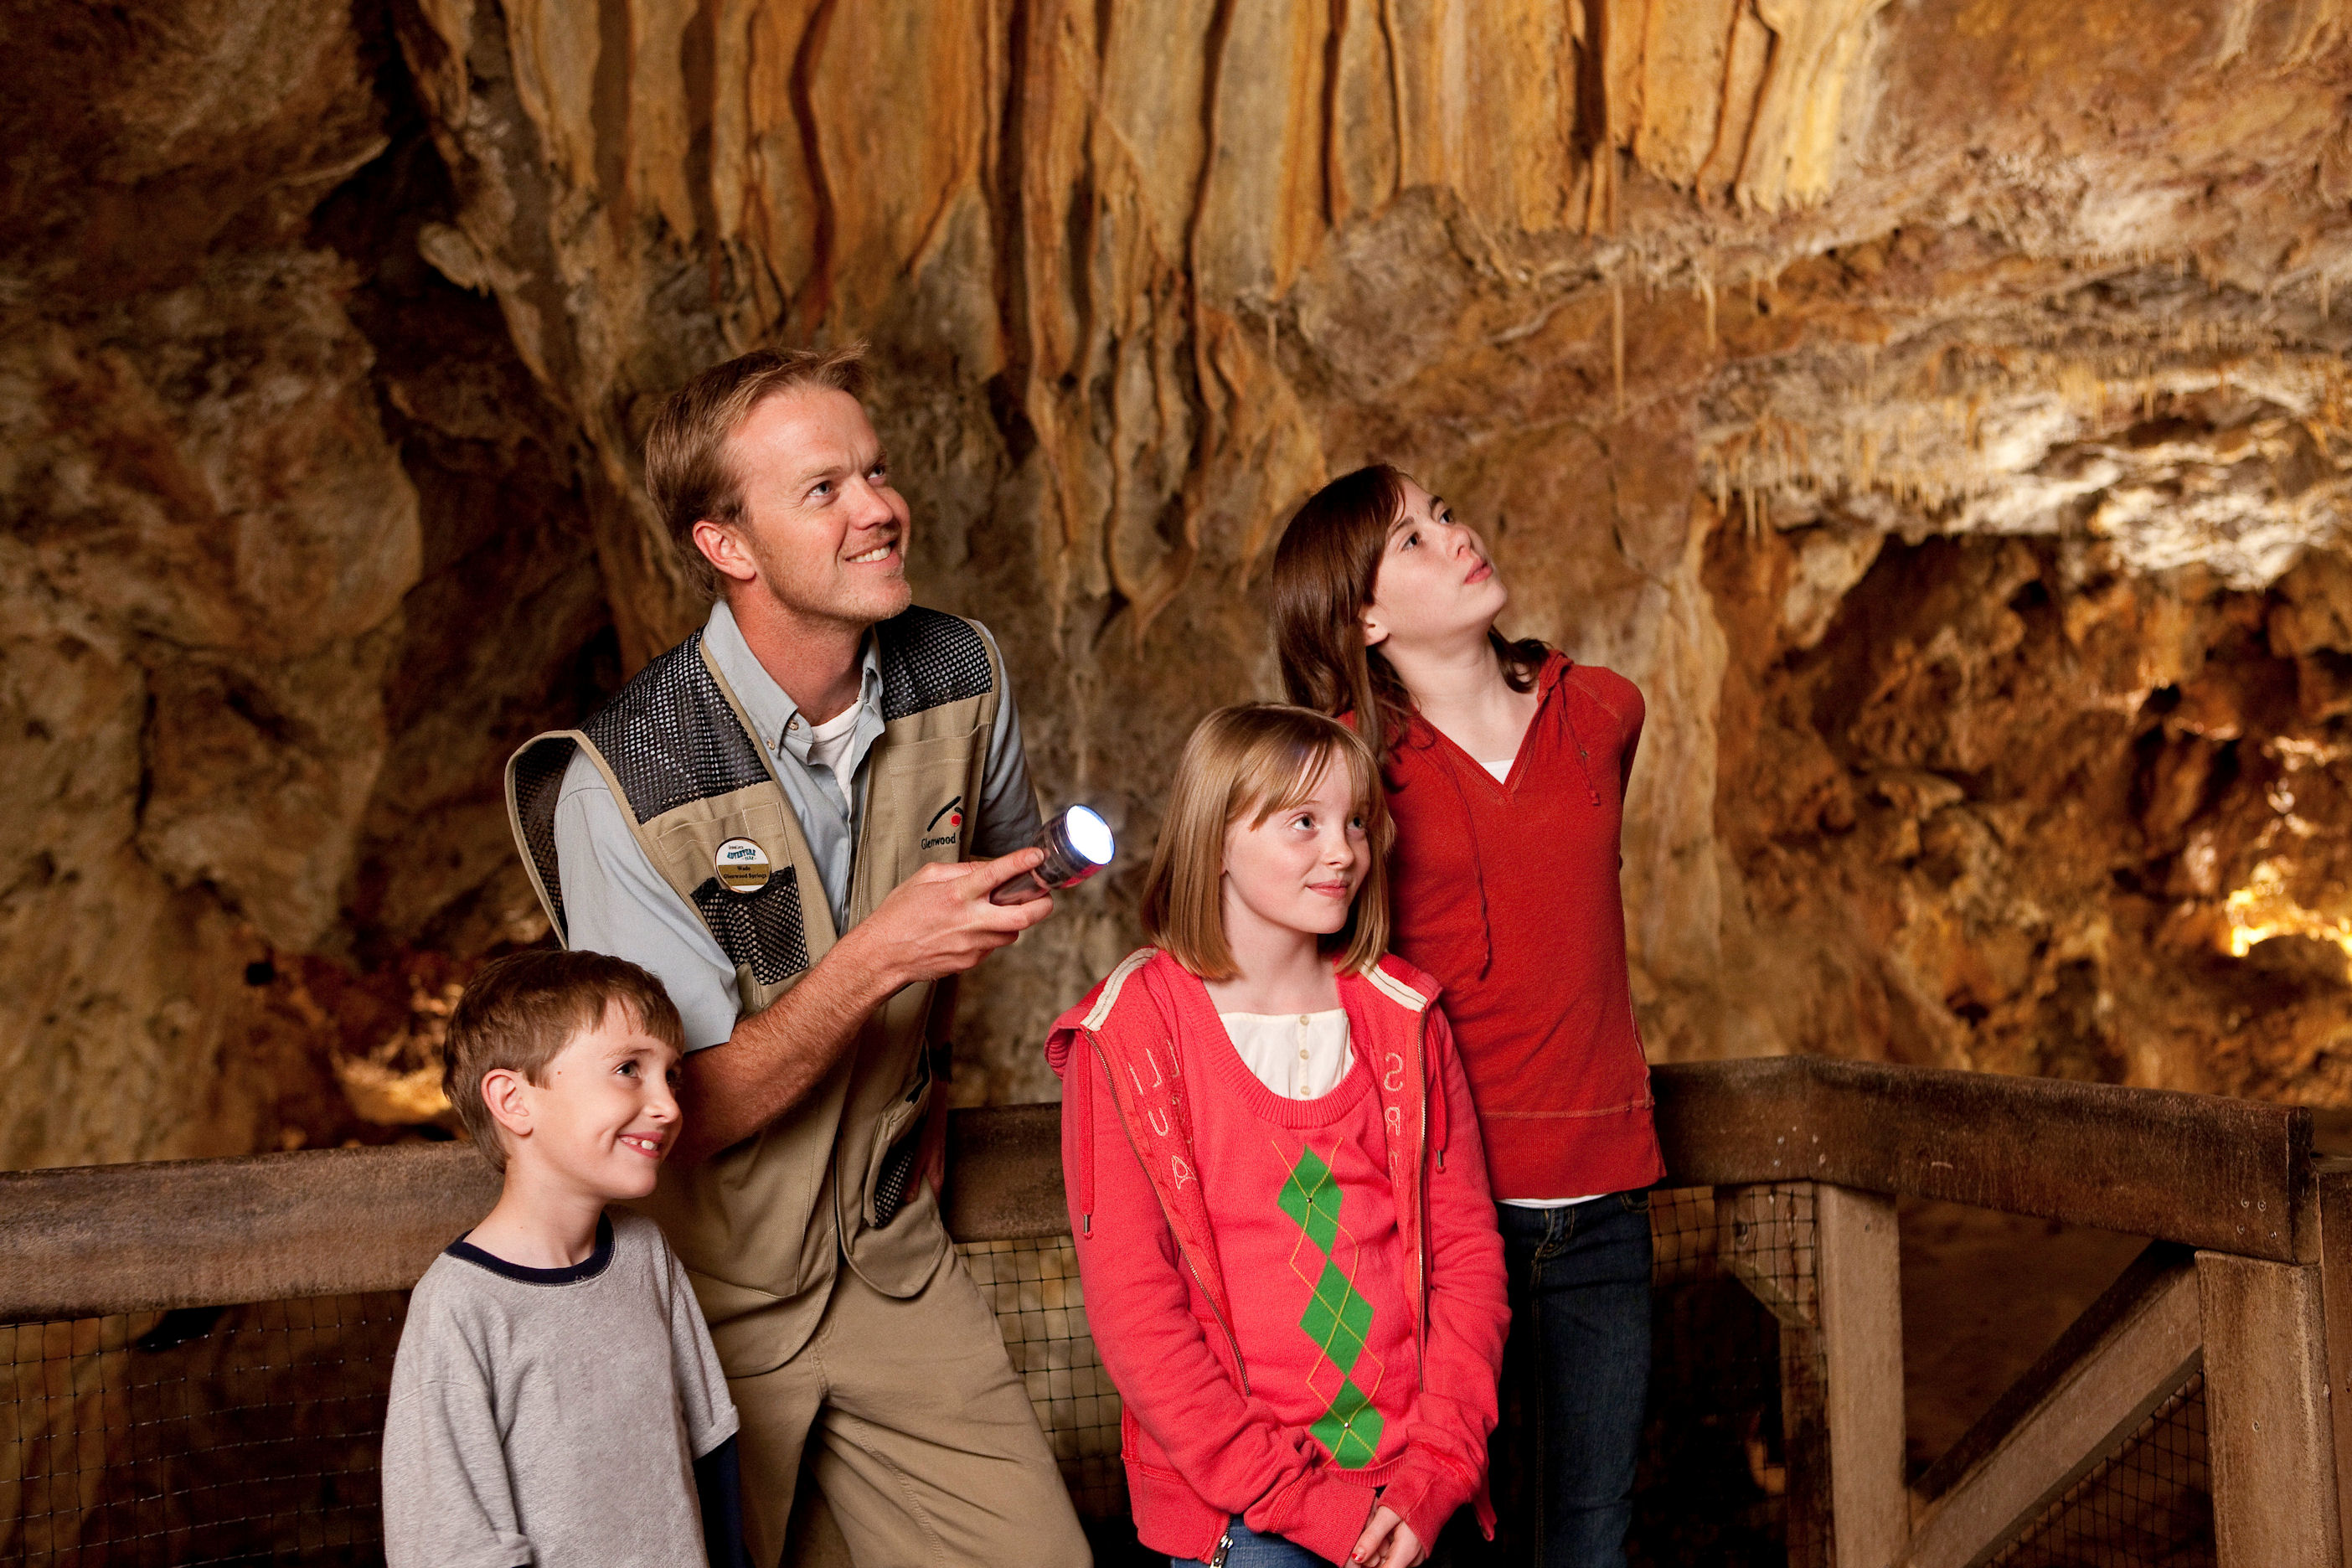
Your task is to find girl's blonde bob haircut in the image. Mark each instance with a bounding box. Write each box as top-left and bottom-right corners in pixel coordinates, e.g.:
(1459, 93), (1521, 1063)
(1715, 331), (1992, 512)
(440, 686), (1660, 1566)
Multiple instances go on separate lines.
(1140, 704), (1395, 980)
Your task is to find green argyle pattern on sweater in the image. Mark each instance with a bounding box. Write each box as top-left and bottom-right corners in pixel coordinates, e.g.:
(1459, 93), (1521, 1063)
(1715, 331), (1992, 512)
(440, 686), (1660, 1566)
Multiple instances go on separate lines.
(1280, 1145), (1385, 1467)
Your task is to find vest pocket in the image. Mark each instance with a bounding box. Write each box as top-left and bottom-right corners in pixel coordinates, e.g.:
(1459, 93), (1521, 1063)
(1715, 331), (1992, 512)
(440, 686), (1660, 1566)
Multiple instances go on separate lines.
(692, 864), (812, 984)
(862, 732), (983, 888)
(860, 1042), (932, 1228)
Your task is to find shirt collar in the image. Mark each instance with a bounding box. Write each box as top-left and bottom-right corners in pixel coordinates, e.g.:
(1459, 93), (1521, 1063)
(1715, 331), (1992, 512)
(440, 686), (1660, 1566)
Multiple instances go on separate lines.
(702, 600), (883, 755)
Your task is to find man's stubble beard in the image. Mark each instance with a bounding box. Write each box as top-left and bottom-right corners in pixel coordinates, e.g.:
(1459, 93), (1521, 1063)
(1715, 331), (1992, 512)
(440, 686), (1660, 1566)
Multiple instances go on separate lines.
(746, 532), (915, 633)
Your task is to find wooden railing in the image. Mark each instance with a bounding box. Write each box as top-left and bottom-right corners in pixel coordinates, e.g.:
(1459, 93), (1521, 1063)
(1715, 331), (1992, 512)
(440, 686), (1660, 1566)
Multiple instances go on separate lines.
(3, 1057), (2346, 1567)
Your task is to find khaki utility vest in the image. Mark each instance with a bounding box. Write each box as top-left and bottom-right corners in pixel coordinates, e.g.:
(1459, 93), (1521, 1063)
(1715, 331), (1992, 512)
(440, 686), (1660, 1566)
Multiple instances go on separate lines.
(503, 606), (1003, 1375)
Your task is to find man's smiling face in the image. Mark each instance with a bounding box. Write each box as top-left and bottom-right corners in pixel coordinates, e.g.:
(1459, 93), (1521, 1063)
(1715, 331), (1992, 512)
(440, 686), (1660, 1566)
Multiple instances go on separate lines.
(719, 385), (914, 631)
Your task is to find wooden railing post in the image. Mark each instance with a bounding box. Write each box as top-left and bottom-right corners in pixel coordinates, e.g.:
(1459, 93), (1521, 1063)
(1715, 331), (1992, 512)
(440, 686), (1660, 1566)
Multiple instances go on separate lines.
(2199, 1251), (2344, 1568)
(2315, 1159), (2352, 1565)
(1817, 1184), (1906, 1568)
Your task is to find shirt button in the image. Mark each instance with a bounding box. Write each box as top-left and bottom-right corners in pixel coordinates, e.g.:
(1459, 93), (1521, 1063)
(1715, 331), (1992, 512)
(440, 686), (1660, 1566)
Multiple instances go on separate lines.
(1300, 1048), (1310, 1060)
(787, 718), (799, 731)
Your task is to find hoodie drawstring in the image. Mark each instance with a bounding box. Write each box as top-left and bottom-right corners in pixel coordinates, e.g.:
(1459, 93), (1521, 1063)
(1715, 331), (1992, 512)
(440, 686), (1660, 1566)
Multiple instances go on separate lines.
(1428, 1022), (1450, 1170)
(1075, 1034), (1096, 1236)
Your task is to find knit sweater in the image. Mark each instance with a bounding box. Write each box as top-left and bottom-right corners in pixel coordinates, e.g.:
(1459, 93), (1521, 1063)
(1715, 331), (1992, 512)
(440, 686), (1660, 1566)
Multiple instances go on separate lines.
(1047, 951), (1508, 1565)
(1381, 652), (1666, 1200)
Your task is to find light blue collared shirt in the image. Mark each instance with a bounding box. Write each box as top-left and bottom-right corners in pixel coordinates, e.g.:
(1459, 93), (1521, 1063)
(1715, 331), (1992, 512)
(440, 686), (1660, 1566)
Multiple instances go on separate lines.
(552, 601), (1040, 1049)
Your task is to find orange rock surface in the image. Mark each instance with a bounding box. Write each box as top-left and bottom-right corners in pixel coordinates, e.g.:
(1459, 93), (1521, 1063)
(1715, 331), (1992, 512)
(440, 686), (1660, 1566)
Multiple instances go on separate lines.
(6, 0), (2352, 1162)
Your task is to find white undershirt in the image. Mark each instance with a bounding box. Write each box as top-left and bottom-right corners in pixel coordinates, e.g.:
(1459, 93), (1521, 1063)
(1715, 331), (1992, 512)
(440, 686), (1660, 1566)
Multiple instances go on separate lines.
(807, 704), (860, 781)
(1220, 1010), (1354, 1100)
(1478, 757), (1607, 1210)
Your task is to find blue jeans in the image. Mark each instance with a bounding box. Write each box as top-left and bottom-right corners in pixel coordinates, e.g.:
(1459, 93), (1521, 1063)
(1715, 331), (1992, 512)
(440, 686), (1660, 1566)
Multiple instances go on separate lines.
(1172, 1519), (1330, 1567)
(1484, 1192), (1653, 1568)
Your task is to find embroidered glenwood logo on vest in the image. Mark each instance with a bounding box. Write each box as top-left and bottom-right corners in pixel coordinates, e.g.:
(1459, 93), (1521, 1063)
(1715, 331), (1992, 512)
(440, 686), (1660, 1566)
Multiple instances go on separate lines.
(714, 838), (772, 894)
(921, 795), (965, 848)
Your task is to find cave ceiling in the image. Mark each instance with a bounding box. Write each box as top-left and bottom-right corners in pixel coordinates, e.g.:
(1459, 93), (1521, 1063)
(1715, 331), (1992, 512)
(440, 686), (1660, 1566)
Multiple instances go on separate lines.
(5, 0), (2352, 1166)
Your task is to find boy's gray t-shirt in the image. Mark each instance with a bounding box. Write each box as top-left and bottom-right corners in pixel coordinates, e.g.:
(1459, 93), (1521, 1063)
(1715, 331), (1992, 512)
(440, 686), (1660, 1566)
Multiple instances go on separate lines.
(382, 1208), (738, 1568)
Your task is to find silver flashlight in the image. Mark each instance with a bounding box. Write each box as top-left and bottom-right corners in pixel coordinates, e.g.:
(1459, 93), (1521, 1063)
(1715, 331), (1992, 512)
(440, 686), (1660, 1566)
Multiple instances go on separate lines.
(989, 805), (1116, 905)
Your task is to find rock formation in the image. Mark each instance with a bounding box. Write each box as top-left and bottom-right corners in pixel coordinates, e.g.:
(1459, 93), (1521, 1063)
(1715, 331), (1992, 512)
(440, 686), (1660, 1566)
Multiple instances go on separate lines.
(5, 0), (2350, 1165)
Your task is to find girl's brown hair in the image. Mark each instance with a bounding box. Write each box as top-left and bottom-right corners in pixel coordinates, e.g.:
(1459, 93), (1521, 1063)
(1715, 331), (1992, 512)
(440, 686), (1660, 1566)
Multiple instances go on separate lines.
(1139, 705), (1395, 980)
(1270, 464), (1545, 760)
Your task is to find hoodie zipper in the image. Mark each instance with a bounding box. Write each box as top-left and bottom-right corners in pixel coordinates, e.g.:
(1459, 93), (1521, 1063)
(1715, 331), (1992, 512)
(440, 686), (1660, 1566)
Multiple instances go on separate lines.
(1411, 1002), (1431, 1387)
(1088, 1032), (1251, 1393)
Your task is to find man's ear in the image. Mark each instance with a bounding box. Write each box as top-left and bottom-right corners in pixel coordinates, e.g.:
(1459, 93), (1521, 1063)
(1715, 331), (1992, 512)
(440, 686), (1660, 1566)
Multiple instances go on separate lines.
(481, 1067), (534, 1144)
(690, 518), (761, 588)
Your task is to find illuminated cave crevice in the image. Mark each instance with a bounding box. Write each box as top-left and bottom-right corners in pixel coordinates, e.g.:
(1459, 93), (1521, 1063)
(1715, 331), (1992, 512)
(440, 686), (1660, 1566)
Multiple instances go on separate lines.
(1709, 511), (2352, 1101)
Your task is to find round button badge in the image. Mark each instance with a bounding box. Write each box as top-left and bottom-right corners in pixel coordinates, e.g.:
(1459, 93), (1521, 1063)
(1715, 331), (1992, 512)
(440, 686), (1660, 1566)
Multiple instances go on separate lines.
(714, 838), (772, 894)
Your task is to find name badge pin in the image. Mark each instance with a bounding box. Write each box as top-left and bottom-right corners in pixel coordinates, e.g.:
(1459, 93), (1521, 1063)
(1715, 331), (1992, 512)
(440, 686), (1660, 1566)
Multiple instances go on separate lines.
(714, 838), (772, 895)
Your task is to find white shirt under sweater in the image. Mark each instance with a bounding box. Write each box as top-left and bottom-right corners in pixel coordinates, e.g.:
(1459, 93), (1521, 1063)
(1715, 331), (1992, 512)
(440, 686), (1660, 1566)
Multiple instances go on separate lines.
(1220, 1009), (1353, 1099)
(1480, 756), (1603, 1210)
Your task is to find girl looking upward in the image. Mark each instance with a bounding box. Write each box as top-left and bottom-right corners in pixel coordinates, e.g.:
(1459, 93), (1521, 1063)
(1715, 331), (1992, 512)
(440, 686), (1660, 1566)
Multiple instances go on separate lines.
(1272, 468), (1665, 1568)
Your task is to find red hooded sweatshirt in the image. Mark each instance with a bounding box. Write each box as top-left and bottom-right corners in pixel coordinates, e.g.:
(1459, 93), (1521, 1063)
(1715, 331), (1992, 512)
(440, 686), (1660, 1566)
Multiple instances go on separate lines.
(1379, 653), (1665, 1199)
(1046, 950), (1508, 1565)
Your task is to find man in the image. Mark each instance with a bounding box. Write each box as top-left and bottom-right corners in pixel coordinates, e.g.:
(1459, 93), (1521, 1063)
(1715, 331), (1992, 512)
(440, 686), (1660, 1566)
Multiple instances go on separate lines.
(504, 344), (1091, 1567)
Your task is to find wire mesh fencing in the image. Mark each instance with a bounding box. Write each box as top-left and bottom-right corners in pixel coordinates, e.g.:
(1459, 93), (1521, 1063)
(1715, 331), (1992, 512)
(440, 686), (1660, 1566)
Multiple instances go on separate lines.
(0, 1192), (2221, 1568)
(1985, 1369), (2214, 1568)
(0, 1249), (1129, 1568)
(1628, 1184), (1832, 1568)
(2, 1296), (403, 1568)
(955, 1238), (1124, 1519)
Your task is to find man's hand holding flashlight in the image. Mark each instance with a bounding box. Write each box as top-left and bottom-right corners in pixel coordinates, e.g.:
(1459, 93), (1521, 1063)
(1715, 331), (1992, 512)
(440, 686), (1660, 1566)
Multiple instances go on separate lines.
(836, 848), (1059, 993)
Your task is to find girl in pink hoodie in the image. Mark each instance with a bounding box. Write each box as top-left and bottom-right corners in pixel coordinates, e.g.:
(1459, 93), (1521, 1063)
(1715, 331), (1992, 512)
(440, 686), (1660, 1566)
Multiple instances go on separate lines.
(1046, 704), (1509, 1568)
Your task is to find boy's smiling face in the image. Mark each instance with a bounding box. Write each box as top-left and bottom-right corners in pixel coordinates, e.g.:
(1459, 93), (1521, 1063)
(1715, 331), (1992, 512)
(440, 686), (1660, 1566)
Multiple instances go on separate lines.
(493, 1001), (683, 1204)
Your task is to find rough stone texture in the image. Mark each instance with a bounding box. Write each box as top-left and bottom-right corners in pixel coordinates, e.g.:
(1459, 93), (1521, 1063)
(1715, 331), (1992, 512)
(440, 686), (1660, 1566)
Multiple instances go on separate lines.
(1, 2), (607, 1165)
(7, 0), (2352, 1162)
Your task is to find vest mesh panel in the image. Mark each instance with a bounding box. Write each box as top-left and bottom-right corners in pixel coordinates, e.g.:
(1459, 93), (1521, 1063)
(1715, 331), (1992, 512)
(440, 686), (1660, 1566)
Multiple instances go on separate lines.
(877, 608), (993, 720)
(510, 739), (578, 938)
(584, 632), (774, 820)
(690, 867), (812, 984)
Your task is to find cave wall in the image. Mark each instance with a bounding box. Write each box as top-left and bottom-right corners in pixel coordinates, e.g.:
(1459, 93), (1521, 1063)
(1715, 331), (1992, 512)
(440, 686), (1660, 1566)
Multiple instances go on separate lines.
(6, 0), (2352, 1165)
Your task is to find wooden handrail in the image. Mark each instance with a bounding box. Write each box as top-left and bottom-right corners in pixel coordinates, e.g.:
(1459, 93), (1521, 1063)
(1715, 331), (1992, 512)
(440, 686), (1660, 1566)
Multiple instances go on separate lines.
(1653, 1057), (2313, 1261)
(0, 1058), (2317, 1322)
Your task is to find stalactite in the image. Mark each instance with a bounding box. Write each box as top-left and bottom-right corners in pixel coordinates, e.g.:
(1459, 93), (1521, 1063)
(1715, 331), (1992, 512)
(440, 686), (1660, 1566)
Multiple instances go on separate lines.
(1612, 276), (1627, 415)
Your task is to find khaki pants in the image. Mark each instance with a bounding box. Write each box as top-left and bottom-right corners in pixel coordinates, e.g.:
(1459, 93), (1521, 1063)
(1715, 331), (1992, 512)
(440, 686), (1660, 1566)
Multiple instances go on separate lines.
(730, 1251), (1093, 1568)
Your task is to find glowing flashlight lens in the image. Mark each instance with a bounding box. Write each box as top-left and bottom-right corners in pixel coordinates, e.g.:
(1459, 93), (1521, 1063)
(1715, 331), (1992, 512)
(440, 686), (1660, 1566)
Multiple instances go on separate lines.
(989, 803), (1117, 904)
(1066, 805), (1114, 867)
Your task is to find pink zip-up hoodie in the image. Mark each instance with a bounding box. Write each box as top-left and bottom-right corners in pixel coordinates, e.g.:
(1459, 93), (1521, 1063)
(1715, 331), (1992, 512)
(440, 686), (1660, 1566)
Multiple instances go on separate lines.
(1046, 948), (1508, 1565)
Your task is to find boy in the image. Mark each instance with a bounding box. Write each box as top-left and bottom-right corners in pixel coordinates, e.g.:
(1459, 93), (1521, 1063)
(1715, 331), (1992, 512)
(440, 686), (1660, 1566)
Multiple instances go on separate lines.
(382, 950), (745, 1568)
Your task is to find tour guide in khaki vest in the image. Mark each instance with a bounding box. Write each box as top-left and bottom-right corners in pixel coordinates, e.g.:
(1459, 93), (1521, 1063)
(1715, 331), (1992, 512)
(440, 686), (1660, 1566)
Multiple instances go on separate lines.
(503, 345), (1091, 1567)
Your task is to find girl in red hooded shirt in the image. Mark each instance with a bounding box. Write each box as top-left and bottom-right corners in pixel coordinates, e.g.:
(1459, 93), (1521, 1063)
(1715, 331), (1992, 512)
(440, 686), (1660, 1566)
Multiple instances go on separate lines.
(1046, 705), (1508, 1568)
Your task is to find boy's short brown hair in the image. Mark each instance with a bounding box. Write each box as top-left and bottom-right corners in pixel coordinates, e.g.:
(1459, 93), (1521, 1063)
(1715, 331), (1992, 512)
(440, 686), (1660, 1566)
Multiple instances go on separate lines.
(1138, 704), (1395, 981)
(442, 950), (687, 1170)
(642, 343), (870, 596)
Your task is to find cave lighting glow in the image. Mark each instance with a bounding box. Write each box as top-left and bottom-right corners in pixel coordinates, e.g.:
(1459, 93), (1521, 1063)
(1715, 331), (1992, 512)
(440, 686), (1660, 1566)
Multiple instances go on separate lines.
(2224, 857), (2352, 977)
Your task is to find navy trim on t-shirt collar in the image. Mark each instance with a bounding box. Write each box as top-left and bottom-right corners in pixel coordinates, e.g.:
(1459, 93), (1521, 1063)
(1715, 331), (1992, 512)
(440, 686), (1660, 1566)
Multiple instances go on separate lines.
(445, 1211), (616, 1285)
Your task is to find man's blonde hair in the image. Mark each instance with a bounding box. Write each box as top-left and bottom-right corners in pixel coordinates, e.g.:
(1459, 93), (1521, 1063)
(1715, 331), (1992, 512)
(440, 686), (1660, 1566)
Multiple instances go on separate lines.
(442, 951), (686, 1171)
(643, 343), (870, 596)
(1139, 704), (1394, 981)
